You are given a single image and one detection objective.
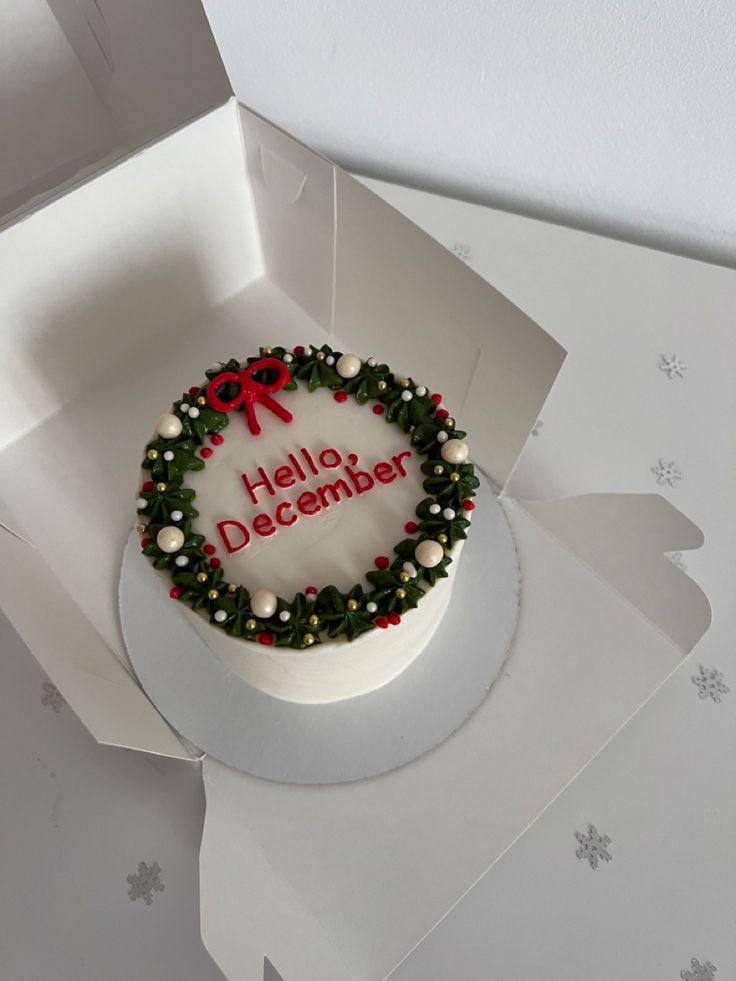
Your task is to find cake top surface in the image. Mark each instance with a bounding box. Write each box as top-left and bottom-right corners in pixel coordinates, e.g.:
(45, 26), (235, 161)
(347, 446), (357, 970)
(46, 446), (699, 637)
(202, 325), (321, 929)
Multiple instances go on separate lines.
(136, 344), (478, 648)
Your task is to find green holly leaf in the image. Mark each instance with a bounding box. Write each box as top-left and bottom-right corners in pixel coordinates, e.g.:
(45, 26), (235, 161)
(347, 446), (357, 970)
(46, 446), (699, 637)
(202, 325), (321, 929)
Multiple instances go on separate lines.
(142, 438), (205, 480)
(421, 460), (479, 505)
(172, 564), (224, 611)
(136, 484), (199, 525)
(270, 592), (323, 648)
(421, 553), (452, 586)
(142, 529), (206, 571)
(315, 584), (374, 640)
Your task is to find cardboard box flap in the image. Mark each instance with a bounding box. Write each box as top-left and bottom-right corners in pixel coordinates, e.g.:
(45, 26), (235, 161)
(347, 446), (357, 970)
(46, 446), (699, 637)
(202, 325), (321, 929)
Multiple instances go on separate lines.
(0, 527), (194, 760)
(520, 493), (711, 653)
(332, 170), (567, 489)
(200, 758), (354, 981)
(238, 103), (335, 332)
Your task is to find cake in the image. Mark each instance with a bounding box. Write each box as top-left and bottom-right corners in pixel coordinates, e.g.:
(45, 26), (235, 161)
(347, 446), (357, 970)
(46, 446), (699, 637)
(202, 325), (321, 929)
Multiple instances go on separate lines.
(135, 344), (478, 703)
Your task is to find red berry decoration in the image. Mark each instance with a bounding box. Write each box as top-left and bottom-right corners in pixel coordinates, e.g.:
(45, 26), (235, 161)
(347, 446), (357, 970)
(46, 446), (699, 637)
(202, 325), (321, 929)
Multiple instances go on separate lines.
(211, 433), (224, 446)
(293, 345), (305, 356)
(462, 499), (476, 512)
(374, 617), (389, 629)
(258, 632), (274, 646)
(188, 386), (200, 396)
(405, 521), (419, 534)
(372, 404), (384, 415)
(203, 544), (216, 555)
(141, 537), (152, 548)
(305, 585), (318, 595)
(388, 612), (401, 626)
(334, 390), (348, 403)
(210, 558), (221, 569)
(431, 393), (442, 404)
(374, 556), (390, 570)
(142, 480), (154, 492)
(169, 586), (183, 599)
(200, 447), (213, 459)
(436, 408), (449, 420)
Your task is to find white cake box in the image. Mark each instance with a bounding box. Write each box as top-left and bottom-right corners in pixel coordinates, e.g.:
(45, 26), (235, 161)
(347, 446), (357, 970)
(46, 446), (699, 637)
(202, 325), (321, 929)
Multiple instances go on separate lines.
(0, 25), (710, 981)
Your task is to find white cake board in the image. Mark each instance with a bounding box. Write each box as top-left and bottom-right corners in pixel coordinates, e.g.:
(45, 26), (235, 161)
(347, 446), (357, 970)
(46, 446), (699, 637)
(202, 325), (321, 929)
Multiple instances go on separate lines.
(118, 474), (520, 784)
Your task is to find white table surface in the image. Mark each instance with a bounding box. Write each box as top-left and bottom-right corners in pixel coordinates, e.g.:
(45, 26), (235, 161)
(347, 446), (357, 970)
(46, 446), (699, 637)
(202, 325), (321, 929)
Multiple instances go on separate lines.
(2, 177), (734, 981)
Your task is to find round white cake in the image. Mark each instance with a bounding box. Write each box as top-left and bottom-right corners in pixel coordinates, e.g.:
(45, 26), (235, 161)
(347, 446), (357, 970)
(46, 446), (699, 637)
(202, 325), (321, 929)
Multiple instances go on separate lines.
(135, 344), (478, 704)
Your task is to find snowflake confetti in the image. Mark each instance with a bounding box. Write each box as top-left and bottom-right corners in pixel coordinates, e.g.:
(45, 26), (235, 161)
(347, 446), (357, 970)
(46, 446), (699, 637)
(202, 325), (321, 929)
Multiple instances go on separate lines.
(666, 551), (687, 571)
(451, 242), (473, 263)
(41, 681), (65, 713)
(574, 824), (612, 870)
(681, 957), (716, 981)
(531, 419), (543, 437)
(691, 665), (729, 704)
(651, 458), (683, 487)
(127, 861), (164, 905)
(659, 354), (688, 379)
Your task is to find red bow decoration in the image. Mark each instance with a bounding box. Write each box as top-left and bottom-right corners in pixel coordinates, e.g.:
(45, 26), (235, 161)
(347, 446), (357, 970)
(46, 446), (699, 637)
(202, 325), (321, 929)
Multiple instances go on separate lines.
(205, 358), (294, 436)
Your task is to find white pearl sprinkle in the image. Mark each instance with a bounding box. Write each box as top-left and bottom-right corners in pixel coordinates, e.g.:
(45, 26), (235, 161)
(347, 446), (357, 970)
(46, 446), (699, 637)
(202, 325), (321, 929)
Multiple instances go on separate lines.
(209, 363), (221, 372)
(367, 357), (377, 368)
(400, 390), (413, 402)
(170, 509), (183, 522)
(136, 497), (147, 510)
(306, 593), (316, 603)
(326, 355), (335, 366)
(214, 610), (228, 623)
(437, 431), (449, 443)
(366, 601), (378, 613)
(180, 403), (190, 413)
(415, 385), (427, 397)
(188, 406), (200, 418)
(283, 353), (293, 363)
(279, 610), (292, 622)
(175, 555), (189, 567)
(163, 450), (175, 461)
(402, 562), (418, 578)
(429, 503), (441, 515)
(442, 508), (456, 521)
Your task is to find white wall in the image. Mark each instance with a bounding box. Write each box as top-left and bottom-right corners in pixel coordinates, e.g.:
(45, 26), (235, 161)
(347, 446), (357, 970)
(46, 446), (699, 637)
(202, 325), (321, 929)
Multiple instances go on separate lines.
(202, 0), (736, 266)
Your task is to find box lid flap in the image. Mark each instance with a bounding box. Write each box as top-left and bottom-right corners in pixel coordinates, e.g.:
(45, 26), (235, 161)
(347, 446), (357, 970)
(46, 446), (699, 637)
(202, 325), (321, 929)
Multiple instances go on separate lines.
(332, 172), (567, 488)
(0, 526), (194, 759)
(519, 493), (711, 653)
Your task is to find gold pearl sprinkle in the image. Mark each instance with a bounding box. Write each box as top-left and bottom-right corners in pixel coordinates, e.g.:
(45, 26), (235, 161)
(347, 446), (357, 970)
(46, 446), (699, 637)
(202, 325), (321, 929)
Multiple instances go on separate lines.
(208, 589), (219, 600)
(245, 618), (257, 632)
(409, 425), (416, 434)
(136, 523), (147, 535)
(315, 351), (326, 361)
(399, 572), (410, 583)
(399, 377), (411, 388)
(155, 482), (167, 492)
(449, 471), (461, 483)
(308, 614), (320, 626)
(347, 599), (359, 611)
(147, 449), (159, 461)
(445, 418), (455, 429)
(227, 583), (238, 593)
(377, 380), (387, 391)
(395, 588), (407, 600)
(263, 346), (273, 355)
(303, 633), (316, 646)
(196, 572), (208, 583)
(197, 395), (206, 406)
(437, 533), (449, 545)
(434, 465), (444, 475)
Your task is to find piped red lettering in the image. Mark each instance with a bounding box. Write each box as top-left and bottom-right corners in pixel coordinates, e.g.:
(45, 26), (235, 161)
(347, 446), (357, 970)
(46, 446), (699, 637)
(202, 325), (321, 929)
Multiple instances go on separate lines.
(217, 520), (251, 554)
(374, 461), (396, 484)
(240, 466), (275, 505)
